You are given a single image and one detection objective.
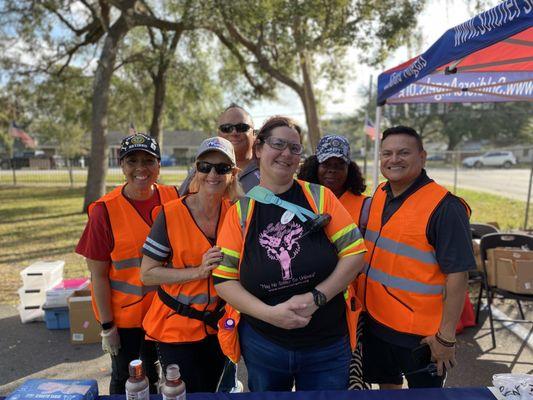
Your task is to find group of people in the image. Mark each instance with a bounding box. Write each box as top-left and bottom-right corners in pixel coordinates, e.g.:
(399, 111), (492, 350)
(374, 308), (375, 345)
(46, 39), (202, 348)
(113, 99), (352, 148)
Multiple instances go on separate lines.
(76, 104), (476, 394)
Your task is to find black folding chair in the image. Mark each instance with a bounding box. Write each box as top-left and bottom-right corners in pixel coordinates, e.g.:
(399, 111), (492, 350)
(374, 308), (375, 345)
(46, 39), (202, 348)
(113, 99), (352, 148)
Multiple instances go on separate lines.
(470, 223), (499, 323)
(470, 223), (499, 239)
(478, 233), (533, 348)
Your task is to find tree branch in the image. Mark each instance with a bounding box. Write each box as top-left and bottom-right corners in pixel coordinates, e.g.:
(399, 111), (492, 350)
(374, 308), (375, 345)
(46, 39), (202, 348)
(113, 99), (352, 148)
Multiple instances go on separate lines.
(221, 21), (303, 96)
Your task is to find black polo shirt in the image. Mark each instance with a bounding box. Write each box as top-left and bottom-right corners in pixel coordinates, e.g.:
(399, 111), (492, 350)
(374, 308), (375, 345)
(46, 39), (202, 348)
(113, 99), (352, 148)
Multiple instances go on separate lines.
(365, 169), (476, 348)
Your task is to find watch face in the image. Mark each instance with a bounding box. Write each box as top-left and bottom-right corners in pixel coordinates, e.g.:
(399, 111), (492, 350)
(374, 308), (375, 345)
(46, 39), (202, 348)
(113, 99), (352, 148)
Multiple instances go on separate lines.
(313, 289), (327, 307)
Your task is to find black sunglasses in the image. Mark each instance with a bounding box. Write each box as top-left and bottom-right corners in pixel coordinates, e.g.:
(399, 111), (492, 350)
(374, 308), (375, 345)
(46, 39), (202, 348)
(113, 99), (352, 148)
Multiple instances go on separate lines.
(196, 160), (233, 175)
(218, 123), (251, 134)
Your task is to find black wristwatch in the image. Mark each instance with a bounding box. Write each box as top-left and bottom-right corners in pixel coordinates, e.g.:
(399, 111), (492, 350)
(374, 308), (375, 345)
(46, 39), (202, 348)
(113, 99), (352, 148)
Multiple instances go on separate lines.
(101, 320), (114, 330)
(311, 288), (327, 307)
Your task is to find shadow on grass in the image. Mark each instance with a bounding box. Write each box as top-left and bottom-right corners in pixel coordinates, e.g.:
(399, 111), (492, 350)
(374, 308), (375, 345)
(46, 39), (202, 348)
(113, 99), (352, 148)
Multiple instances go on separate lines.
(1, 212), (82, 225)
(0, 309), (102, 387)
(0, 245), (76, 265)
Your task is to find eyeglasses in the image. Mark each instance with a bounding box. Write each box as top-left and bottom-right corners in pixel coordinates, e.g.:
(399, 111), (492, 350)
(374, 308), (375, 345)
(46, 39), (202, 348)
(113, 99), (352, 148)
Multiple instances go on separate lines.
(264, 136), (303, 155)
(196, 161), (233, 175)
(218, 123), (251, 134)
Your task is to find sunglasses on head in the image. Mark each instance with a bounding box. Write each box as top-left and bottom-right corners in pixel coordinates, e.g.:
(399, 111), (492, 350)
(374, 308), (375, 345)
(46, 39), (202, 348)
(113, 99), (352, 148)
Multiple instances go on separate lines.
(218, 123), (251, 134)
(264, 136), (303, 155)
(196, 160), (233, 175)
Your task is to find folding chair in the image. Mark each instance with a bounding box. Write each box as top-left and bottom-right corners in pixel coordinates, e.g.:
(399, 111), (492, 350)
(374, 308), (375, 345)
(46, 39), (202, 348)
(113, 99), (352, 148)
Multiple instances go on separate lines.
(469, 223), (499, 323)
(470, 223), (499, 239)
(478, 233), (533, 348)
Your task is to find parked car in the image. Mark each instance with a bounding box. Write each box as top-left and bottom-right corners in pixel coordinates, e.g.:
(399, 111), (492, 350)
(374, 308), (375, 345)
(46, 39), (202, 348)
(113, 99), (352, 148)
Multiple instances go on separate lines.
(426, 153), (446, 162)
(160, 154), (177, 167)
(462, 151), (517, 168)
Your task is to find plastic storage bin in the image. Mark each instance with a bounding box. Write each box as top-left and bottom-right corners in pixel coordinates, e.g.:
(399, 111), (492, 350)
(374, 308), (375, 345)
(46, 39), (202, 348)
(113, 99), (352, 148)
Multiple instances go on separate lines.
(46, 278), (90, 308)
(20, 261), (64, 290)
(43, 305), (70, 330)
(17, 304), (44, 323)
(18, 287), (47, 308)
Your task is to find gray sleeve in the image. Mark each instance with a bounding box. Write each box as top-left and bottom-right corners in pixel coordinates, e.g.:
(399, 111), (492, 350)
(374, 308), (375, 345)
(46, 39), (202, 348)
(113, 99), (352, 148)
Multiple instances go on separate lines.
(142, 211), (171, 261)
(178, 167), (196, 196)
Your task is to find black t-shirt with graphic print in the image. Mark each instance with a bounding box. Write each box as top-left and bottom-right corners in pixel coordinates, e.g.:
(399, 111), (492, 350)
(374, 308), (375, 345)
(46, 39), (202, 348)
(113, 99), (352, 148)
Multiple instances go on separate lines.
(239, 181), (347, 350)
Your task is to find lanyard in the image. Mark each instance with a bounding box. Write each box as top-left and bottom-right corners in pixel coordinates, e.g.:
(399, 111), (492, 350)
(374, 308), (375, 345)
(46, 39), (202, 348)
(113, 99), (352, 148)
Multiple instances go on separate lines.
(246, 185), (318, 222)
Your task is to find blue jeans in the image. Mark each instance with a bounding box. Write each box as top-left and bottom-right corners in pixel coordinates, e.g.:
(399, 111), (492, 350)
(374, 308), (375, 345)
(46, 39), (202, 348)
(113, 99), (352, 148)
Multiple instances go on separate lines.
(239, 321), (351, 392)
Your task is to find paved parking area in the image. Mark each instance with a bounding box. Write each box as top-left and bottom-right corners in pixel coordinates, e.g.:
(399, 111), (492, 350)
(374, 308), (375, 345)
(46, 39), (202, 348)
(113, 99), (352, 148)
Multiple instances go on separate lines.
(1, 296), (531, 395)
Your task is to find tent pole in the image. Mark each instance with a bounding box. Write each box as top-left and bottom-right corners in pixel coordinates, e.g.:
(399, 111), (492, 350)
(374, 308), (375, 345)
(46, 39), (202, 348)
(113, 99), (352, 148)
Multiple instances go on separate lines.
(524, 159), (533, 230)
(373, 106), (382, 191)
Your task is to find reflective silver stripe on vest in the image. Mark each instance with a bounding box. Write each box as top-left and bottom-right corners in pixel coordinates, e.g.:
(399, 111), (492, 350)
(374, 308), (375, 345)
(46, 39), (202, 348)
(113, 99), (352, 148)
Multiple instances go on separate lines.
(112, 257), (142, 270)
(220, 252), (239, 269)
(110, 280), (157, 296)
(365, 229), (437, 265)
(366, 265), (444, 295)
(239, 197), (251, 235)
(307, 182), (322, 213)
(334, 226), (363, 252)
(174, 293), (219, 305)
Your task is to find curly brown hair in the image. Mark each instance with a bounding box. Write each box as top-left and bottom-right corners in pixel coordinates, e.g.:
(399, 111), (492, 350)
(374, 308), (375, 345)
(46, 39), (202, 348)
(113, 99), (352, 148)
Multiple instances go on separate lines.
(298, 155), (366, 195)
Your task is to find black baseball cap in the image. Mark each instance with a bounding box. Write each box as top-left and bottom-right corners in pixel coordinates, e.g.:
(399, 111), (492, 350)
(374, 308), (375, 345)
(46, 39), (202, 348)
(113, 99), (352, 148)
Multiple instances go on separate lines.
(119, 133), (161, 160)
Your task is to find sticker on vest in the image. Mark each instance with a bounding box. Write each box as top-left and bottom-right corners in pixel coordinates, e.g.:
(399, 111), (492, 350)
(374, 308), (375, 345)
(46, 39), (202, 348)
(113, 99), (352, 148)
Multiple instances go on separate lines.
(280, 210), (295, 225)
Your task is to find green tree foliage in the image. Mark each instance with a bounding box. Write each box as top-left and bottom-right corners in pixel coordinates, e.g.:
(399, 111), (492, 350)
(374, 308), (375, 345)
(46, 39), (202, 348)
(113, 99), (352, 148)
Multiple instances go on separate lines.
(385, 102), (533, 150)
(207, 0), (425, 149)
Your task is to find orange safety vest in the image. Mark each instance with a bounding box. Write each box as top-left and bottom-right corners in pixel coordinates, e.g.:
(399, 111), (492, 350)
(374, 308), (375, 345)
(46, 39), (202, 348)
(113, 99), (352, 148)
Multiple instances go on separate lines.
(339, 191), (368, 227)
(142, 198), (231, 343)
(363, 181), (468, 336)
(217, 180), (362, 363)
(88, 184), (179, 328)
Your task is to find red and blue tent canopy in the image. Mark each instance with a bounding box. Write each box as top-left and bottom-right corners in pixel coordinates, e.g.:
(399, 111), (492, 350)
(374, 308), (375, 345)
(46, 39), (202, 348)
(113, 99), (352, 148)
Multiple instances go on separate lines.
(372, 1), (532, 225)
(377, 0), (532, 105)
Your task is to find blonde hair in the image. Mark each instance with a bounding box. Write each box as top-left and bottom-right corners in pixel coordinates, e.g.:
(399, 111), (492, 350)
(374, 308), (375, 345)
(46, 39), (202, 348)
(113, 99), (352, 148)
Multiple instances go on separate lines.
(189, 169), (244, 203)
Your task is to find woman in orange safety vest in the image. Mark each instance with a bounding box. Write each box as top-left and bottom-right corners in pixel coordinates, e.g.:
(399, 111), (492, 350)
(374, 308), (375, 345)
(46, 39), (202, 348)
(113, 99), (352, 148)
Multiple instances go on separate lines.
(76, 133), (178, 394)
(298, 134), (370, 390)
(140, 137), (243, 393)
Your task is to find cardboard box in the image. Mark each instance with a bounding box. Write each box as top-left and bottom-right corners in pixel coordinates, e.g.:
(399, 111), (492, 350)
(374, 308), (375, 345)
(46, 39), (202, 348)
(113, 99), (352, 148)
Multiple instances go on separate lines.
(68, 290), (100, 344)
(486, 248), (533, 287)
(472, 239), (482, 271)
(496, 258), (533, 295)
(6, 379), (98, 400)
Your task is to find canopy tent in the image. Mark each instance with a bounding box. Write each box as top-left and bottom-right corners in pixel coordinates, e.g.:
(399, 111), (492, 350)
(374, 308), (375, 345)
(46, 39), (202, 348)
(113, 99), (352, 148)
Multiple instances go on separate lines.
(372, 0), (532, 227)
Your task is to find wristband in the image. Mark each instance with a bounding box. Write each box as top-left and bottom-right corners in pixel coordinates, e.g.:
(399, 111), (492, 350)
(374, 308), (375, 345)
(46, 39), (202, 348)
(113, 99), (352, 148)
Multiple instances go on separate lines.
(101, 320), (114, 331)
(435, 331), (456, 347)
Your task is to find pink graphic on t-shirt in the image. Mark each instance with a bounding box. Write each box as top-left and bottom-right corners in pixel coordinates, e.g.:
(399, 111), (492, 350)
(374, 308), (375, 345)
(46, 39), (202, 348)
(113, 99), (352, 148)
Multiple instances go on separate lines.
(259, 221), (304, 280)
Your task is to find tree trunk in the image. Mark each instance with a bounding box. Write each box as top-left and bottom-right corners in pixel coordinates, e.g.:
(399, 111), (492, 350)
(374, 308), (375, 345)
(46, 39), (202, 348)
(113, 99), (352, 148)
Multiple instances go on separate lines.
(83, 16), (130, 212)
(149, 68), (166, 148)
(298, 51), (321, 151)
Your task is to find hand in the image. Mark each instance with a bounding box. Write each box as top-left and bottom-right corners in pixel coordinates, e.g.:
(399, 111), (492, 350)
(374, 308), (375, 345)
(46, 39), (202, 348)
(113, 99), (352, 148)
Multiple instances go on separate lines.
(197, 246), (223, 280)
(286, 292), (318, 318)
(266, 301), (312, 330)
(101, 326), (121, 356)
(420, 335), (456, 376)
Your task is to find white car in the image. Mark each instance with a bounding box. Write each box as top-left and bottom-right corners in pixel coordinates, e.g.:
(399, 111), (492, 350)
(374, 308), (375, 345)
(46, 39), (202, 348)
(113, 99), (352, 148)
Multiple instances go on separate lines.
(462, 151), (517, 168)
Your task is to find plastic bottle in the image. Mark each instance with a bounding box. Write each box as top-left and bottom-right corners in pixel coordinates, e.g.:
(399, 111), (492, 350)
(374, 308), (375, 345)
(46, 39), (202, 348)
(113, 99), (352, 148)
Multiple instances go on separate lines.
(162, 364), (186, 400)
(125, 359), (149, 400)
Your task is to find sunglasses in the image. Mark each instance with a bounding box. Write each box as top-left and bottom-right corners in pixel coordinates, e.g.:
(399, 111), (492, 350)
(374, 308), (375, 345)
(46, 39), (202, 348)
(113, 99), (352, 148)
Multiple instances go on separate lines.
(218, 123), (251, 134)
(264, 136), (303, 155)
(196, 160), (233, 175)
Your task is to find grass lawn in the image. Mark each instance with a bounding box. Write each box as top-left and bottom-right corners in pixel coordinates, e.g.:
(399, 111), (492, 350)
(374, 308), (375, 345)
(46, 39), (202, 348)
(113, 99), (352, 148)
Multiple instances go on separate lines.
(0, 184), (529, 305)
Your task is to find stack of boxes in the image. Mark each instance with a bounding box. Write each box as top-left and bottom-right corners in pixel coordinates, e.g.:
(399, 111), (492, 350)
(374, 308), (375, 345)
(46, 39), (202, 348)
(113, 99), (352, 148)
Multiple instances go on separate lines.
(18, 261), (64, 323)
(43, 278), (90, 329)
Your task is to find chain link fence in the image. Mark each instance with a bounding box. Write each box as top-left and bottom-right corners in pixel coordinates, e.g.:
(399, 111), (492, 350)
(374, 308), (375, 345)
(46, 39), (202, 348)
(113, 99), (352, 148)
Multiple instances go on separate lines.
(0, 157), (190, 187)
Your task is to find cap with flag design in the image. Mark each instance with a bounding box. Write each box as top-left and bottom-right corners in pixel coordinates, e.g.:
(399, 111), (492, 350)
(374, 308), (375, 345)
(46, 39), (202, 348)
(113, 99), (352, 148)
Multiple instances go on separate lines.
(119, 133), (161, 160)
